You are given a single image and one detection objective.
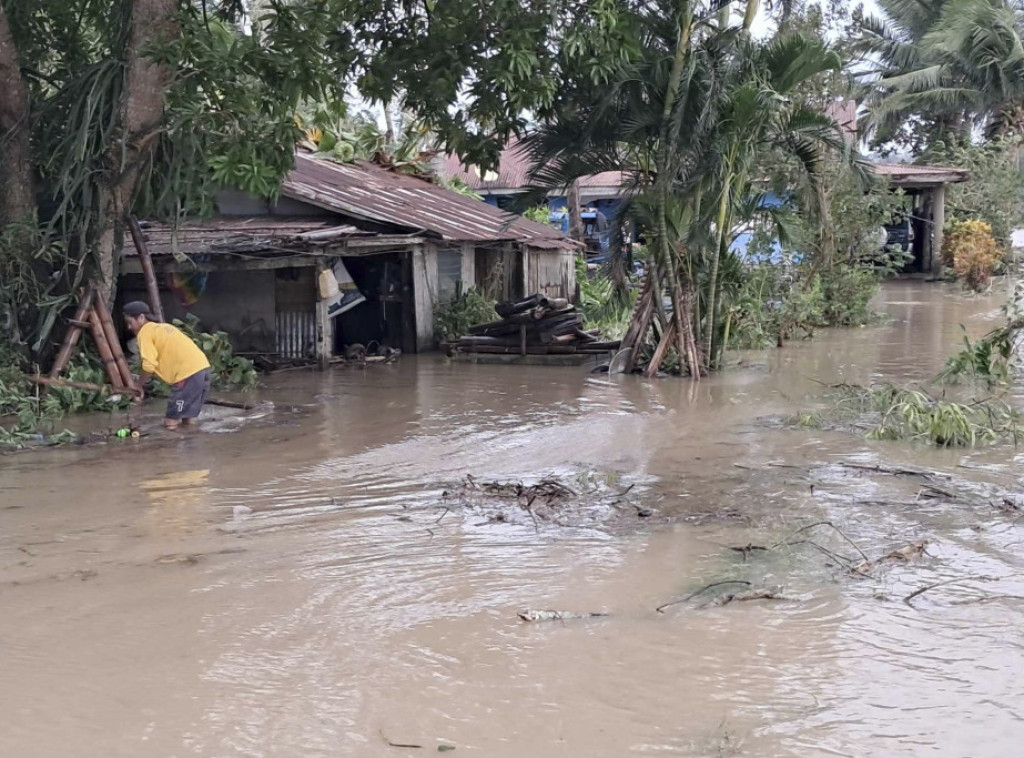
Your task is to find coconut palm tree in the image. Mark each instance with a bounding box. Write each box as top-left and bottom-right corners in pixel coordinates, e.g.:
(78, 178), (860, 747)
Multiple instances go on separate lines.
(859, 0), (1024, 148)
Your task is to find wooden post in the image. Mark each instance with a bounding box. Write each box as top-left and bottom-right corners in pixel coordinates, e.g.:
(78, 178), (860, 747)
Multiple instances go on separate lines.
(88, 308), (126, 389)
(931, 183), (946, 279)
(315, 260), (332, 370)
(92, 292), (135, 388)
(128, 215), (165, 322)
(49, 287), (95, 378)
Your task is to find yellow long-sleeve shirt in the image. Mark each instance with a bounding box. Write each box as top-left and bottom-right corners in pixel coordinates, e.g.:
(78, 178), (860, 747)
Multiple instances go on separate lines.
(137, 322), (211, 385)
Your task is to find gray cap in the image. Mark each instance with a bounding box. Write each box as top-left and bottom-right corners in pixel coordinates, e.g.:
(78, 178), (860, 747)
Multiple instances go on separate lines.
(122, 301), (152, 318)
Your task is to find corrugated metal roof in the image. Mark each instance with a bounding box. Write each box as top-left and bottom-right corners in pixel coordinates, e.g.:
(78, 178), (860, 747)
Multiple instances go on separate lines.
(282, 154), (576, 249)
(125, 217), (366, 258)
(871, 163), (970, 186)
(442, 140), (630, 194)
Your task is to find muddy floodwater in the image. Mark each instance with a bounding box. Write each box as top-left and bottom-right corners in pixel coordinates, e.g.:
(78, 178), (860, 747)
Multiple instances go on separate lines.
(3, 281), (1024, 757)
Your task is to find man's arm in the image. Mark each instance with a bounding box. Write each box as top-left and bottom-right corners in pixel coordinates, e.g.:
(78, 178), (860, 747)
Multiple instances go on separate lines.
(135, 326), (158, 400)
(133, 371), (152, 401)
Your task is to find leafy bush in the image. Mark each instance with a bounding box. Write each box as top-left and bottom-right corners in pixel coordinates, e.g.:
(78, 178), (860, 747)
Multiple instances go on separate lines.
(576, 256), (635, 339)
(172, 315), (258, 389)
(432, 282), (498, 343)
(0, 353), (131, 448)
(942, 219), (1003, 291)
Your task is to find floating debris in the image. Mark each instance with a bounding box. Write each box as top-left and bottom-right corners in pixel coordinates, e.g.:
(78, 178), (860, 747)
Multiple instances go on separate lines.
(518, 610), (609, 623)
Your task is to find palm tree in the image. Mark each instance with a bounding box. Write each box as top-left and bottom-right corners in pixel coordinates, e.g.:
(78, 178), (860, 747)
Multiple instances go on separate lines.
(859, 0), (1024, 147)
(523, 0), (847, 374)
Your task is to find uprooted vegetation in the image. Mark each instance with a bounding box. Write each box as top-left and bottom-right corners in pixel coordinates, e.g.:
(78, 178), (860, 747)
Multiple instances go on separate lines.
(796, 383), (1021, 448)
(794, 283), (1024, 448)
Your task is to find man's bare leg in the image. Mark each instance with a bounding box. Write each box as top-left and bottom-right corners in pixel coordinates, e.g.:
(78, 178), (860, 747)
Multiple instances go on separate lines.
(164, 418), (181, 430)
(181, 418), (195, 426)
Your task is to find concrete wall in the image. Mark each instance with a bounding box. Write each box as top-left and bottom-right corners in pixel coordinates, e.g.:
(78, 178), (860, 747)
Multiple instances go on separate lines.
(119, 270), (277, 353)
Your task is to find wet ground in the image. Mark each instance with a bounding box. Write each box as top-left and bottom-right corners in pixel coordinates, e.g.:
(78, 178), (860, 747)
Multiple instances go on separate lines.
(2, 280), (1023, 757)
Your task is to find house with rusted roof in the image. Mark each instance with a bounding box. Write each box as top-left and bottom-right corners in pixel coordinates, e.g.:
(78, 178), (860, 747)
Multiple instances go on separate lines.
(119, 153), (578, 362)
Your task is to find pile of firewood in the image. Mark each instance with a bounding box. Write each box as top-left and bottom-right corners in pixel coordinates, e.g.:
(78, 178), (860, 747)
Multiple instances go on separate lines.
(451, 294), (621, 356)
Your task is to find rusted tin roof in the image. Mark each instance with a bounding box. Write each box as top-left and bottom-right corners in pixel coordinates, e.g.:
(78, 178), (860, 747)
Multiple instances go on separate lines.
(442, 139), (629, 194)
(282, 153), (577, 249)
(124, 217), (366, 258)
(871, 163), (971, 187)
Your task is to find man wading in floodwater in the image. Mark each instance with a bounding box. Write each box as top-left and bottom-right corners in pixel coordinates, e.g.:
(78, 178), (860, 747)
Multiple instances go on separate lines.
(123, 301), (212, 430)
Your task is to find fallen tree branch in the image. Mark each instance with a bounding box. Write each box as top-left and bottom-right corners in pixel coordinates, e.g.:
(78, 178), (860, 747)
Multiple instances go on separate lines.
(771, 521), (870, 563)
(903, 575), (997, 607)
(656, 580), (752, 613)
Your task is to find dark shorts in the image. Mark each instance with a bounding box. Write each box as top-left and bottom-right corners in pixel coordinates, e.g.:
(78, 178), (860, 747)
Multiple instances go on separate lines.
(166, 368), (212, 420)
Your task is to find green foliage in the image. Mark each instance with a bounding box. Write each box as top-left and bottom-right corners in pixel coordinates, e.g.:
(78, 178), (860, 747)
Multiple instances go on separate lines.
(937, 281), (1024, 386)
(0, 353), (131, 449)
(858, 0), (1024, 150)
(524, 205), (558, 228)
(171, 316), (257, 389)
(820, 383), (1022, 448)
(924, 139), (1024, 246)
(432, 282), (498, 344)
(576, 256), (635, 340)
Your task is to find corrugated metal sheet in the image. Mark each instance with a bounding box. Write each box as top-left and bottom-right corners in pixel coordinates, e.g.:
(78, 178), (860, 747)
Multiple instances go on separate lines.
(275, 311), (316, 359)
(124, 217), (365, 258)
(871, 163), (971, 187)
(282, 153), (577, 250)
(442, 139), (628, 193)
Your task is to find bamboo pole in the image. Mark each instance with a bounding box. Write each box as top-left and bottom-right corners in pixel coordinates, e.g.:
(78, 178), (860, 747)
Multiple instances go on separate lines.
(128, 215), (165, 322)
(48, 288), (95, 379)
(88, 308), (126, 389)
(92, 292), (135, 389)
(30, 376), (112, 393)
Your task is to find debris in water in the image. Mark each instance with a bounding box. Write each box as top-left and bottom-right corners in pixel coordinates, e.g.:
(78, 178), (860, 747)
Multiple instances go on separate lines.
(443, 473), (643, 530)
(380, 730), (422, 749)
(712, 587), (789, 606)
(656, 581), (753, 613)
(518, 610), (608, 623)
(854, 540), (930, 576)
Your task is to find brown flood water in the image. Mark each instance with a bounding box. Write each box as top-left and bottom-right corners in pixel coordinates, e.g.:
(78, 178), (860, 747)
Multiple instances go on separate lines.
(2, 280), (1024, 757)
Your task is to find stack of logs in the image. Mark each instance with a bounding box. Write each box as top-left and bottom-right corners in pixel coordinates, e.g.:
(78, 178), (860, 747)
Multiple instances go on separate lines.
(35, 284), (138, 394)
(452, 294), (621, 356)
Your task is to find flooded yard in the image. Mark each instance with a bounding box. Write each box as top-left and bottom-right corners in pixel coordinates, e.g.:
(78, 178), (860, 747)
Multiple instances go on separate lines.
(2, 280), (1023, 757)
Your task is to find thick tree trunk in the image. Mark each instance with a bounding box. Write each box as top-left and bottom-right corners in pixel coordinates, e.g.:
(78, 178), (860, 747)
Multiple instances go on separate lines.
(94, 0), (178, 304)
(0, 2), (36, 229)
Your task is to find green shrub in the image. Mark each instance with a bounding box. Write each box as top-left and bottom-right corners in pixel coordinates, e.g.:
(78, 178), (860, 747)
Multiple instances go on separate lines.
(432, 282), (498, 344)
(171, 315), (258, 389)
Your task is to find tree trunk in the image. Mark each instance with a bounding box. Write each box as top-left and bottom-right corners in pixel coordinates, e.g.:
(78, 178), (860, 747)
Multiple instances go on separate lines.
(0, 2), (36, 229)
(383, 101), (396, 145)
(567, 179), (583, 242)
(94, 0), (178, 305)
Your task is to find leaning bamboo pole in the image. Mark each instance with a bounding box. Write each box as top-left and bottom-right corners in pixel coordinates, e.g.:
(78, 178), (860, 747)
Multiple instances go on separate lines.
(48, 288), (95, 379)
(128, 215), (165, 322)
(92, 293), (135, 389)
(88, 308), (126, 389)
